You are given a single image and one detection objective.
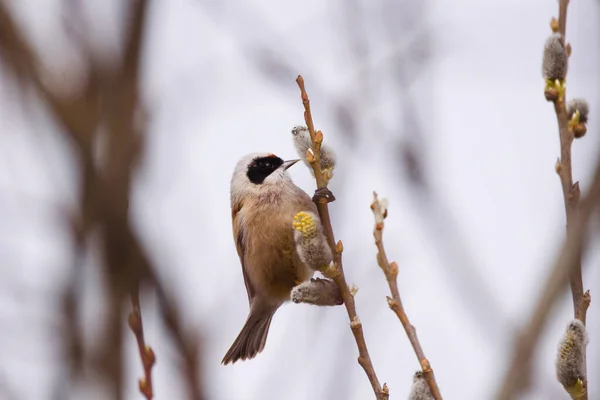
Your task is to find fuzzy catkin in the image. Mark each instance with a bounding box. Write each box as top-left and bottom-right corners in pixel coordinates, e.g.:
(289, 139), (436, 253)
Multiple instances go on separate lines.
(567, 98), (590, 124)
(292, 211), (332, 270)
(556, 319), (588, 398)
(408, 372), (433, 400)
(290, 278), (342, 306)
(543, 33), (568, 80)
(291, 125), (336, 178)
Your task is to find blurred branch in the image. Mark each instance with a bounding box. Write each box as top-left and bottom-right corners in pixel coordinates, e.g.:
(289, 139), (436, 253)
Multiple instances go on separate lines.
(129, 287), (156, 399)
(371, 192), (443, 400)
(156, 286), (204, 400)
(496, 158), (600, 400)
(296, 75), (389, 400)
(0, 2), (205, 399)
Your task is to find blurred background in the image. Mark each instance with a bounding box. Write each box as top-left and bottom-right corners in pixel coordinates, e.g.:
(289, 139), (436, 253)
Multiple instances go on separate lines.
(0, 0), (599, 399)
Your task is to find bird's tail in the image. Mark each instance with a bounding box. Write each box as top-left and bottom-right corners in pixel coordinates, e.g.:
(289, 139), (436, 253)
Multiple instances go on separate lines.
(222, 309), (274, 365)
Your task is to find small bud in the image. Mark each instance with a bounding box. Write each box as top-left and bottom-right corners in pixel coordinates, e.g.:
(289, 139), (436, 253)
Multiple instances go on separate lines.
(306, 148), (315, 163)
(566, 42), (572, 57)
(349, 285), (359, 296)
(315, 130), (323, 144)
(420, 359), (431, 372)
(555, 159), (563, 175)
(572, 124), (587, 139)
(550, 17), (559, 33)
(544, 85), (560, 102)
(386, 296), (398, 310)
(381, 383), (389, 396)
(144, 346), (156, 366)
(389, 261), (399, 278)
(556, 319), (588, 399)
(336, 240), (343, 253)
(321, 264), (339, 278)
(409, 371), (434, 400)
(138, 378), (151, 396)
(128, 311), (141, 332)
(293, 211), (333, 271)
(543, 33), (568, 81)
(350, 316), (361, 329)
(371, 193), (389, 226)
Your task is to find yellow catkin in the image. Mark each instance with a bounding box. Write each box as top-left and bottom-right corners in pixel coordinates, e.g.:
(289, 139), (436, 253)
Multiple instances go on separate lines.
(293, 212), (317, 239)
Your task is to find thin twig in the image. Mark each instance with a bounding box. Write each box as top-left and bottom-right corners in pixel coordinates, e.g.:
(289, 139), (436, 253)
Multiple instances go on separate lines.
(558, 0), (569, 37)
(553, 0), (588, 324)
(370, 192), (443, 400)
(496, 159), (600, 400)
(296, 76), (388, 400)
(128, 286), (156, 399)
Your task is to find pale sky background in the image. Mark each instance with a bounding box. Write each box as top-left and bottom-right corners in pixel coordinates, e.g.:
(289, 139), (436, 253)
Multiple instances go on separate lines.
(0, 0), (599, 399)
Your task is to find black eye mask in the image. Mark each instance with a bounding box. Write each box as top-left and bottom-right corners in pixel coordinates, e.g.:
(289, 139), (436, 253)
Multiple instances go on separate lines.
(247, 155), (284, 184)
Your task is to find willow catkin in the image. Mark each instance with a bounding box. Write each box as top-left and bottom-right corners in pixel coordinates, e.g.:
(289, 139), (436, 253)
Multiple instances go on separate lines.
(542, 33), (568, 81)
(556, 319), (588, 399)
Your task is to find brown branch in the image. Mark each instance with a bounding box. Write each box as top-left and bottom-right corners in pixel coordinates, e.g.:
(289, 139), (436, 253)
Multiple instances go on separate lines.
(558, 0), (568, 37)
(370, 192), (443, 400)
(552, 0), (588, 324)
(496, 159), (600, 400)
(128, 286), (156, 399)
(296, 76), (388, 400)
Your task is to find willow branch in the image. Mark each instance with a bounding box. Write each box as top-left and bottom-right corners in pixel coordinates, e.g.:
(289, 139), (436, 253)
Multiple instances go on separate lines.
(370, 192), (443, 400)
(296, 76), (388, 400)
(553, 0), (589, 324)
(551, 1), (590, 398)
(496, 159), (600, 400)
(558, 0), (568, 37)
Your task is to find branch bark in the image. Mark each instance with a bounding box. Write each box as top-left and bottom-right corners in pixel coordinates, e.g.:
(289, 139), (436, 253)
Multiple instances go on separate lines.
(296, 76), (389, 400)
(370, 192), (443, 400)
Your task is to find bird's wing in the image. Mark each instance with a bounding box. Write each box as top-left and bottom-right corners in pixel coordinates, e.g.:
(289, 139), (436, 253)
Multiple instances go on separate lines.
(232, 205), (255, 304)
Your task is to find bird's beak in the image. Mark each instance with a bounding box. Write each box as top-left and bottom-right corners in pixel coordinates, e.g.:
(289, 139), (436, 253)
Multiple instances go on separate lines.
(282, 159), (301, 170)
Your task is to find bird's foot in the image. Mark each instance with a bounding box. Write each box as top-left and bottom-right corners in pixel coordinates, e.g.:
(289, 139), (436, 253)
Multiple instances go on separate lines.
(312, 187), (336, 204)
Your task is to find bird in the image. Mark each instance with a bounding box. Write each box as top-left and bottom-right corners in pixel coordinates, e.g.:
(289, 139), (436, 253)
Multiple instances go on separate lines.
(222, 152), (320, 365)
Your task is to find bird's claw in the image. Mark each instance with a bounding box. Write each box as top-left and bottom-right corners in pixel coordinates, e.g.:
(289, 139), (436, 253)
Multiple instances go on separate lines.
(312, 188), (336, 204)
